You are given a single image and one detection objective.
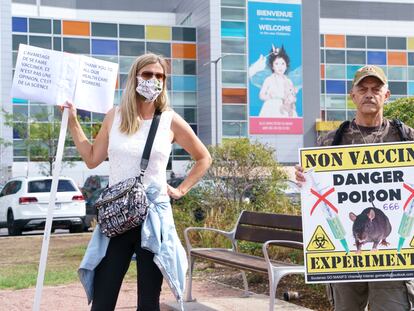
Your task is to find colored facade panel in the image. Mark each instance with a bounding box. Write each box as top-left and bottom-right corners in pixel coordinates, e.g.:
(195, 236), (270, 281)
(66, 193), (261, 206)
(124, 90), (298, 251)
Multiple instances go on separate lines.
(388, 51), (407, 65)
(320, 64), (325, 79)
(172, 76), (197, 91)
(221, 21), (246, 37)
(325, 34), (345, 48)
(367, 51), (386, 65)
(92, 39), (118, 55)
(62, 20), (90, 36)
(408, 82), (414, 95)
(146, 26), (171, 40)
(248, 0), (303, 135)
(222, 88), (247, 103)
(326, 80), (346, 94)
(12, 17), (27, 32)
(172, 43), (196, 59)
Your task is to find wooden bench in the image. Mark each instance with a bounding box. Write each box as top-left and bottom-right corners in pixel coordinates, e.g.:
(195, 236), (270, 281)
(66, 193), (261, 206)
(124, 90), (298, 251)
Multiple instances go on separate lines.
(184, 210), (305, 311)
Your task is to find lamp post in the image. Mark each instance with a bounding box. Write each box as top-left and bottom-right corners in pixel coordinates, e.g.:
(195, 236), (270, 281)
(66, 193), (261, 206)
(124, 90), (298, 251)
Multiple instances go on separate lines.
(204, 55), (226, 145)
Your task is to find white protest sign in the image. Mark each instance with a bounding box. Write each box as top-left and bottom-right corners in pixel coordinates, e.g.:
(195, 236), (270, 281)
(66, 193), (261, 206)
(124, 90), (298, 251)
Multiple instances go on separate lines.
(12, 44), (118, 113)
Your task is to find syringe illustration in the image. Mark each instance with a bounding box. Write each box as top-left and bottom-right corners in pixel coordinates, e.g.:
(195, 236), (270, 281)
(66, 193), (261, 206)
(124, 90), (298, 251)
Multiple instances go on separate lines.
(397, 183), (414, 252)
(307, 169), (350, 254)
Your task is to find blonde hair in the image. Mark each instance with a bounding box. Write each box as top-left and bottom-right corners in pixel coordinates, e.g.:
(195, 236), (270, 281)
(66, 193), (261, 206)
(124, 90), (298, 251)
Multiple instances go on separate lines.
(119, 53), (170, 134)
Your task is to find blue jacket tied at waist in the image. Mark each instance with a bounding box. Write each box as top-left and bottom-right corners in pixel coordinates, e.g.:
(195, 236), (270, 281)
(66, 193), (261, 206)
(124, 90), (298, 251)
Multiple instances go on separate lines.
(78, 185), (188, 309)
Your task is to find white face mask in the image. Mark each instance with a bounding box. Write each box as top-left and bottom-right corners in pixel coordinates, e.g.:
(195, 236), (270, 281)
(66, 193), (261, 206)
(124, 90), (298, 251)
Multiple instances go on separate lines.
(136, 77), (163, 102)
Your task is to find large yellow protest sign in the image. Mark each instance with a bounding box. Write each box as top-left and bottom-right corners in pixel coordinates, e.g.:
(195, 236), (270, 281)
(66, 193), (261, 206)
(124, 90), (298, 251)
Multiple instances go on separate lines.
(300, 142), (414, 283)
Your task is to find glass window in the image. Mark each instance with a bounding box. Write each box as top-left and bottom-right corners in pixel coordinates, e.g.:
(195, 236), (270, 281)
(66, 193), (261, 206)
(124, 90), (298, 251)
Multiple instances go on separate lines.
(172, 27), (196, 42)
(119, 41), (145, 56)
(408, 82), (414, 95)
(172, 59), (196, 75)
(346, 65), (361, 80)
(171, 92), (197, 106)
(325, 95), (346, 108)
(325, 65), (345, 79)
(63, 38), (90, 54)
(92, 39), (117, 55)
(53, 20), (61, 34)
(320, 49), (325, 63)
(172, 76), (197, 91)
(408, 67), (414, 80)
(222, 105), (246, 120)
(325, 50), (345, 63)
(221, 21), (246, 37)
(28, 179), (77, 193)
(29, 18), (51, 33)
(13, 123), (27, 139)
(223, 122), (247, 137)
(174, 107), (196, 123)
(222, 55), (245, 70)
(53, 37), (61, 51)
(119, 24), (144, 39)
(12, 17), (27, 32)
(388, 37), (406, 50)
(222, 38), (246, 54)
(367, 36), (386, 49)
(29, 36), (51, 49)
(346, 80), (353, 93)
(119, 74), (128, 89)
(347, 51), (365, 64)
(13, 35), (27, 51)
(12, 52), (18, 67)
(388, 82), (407, 95)
(119, 56), (136, 73)
(222, 71), (246, 86)
(221, 0), (246, 7)
(326, 110), (346, 121)
(91, 22), (117, 37)
(320, 35), (324, 47)
(221, 7), (245, 21)
(30, 104), (52, 120)
(347, 110), (356, 120)
(388, 67), (407, 81)
(346, 35), (365, 48)
(146, 42), (171, 58)
(13, 105), (28, 119)
(367, 51), (386, 65)
(408, 53), (414, 66)
(321, 79), (325, 94)
(326, 80), (346, 94)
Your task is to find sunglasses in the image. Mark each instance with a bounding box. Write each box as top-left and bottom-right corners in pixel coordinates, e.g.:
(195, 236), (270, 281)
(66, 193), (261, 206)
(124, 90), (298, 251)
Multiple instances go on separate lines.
(139, 71), (166, 81)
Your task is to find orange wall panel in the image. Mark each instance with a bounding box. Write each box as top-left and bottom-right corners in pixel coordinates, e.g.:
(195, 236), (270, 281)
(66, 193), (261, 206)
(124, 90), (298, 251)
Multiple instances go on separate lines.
(172, 43), (196, 59)
(222, 88), (247, 103)
(325, 35), (345, 48)
(388, 51), (407, 65)
(63, 21), (90, 36)
(320, 64), (325, 79)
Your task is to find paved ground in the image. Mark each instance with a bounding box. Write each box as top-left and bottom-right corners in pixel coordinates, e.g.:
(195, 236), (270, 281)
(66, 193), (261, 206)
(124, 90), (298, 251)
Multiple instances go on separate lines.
(0, 278), (312, 311)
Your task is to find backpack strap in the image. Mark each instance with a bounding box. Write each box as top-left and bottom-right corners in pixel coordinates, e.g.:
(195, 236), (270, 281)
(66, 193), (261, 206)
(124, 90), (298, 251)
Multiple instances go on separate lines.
(332, 120), (351, 146)
(392, 118), (410, 142)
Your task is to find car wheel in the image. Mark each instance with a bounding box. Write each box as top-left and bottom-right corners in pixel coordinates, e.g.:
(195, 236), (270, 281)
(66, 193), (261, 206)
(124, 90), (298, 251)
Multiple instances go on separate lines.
(69, 224), (83, 233)
(7, 211), (22, 236)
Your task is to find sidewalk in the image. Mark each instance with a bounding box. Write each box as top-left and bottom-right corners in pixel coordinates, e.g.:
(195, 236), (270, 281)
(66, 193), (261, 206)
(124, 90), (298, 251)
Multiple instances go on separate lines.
(0, 278), (312, 311)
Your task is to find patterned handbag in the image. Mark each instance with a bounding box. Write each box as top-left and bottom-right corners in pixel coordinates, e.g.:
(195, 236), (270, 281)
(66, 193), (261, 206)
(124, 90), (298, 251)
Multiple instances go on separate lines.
(94, 111), (161, 237)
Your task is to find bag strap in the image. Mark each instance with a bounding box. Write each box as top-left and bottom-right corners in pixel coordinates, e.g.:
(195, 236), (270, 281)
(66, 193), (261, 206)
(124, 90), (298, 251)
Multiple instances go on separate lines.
(139, 110), (162, 175)
(332, 120), (350, 146)
(392, 118), (410, 142)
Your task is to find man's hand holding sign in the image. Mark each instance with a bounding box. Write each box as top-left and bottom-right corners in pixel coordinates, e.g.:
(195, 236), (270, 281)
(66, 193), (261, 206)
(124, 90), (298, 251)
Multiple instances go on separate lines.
(11, 44), (118, 311)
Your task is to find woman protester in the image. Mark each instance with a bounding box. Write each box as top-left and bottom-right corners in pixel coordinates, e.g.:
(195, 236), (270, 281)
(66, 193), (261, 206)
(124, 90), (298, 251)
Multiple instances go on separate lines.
(64, 53), (211, 311)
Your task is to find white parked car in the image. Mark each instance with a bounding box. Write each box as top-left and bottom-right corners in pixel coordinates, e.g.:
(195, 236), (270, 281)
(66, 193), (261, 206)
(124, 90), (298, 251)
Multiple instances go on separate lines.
(0, 176), (86, 235)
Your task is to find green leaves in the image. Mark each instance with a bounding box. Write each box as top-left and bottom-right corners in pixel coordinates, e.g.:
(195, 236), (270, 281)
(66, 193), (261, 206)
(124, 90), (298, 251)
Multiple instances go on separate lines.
(384, 97), (414, 128)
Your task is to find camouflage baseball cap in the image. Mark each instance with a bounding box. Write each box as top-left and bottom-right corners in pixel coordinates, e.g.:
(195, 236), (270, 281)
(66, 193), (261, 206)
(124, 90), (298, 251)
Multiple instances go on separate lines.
(352, 65), (387, 86)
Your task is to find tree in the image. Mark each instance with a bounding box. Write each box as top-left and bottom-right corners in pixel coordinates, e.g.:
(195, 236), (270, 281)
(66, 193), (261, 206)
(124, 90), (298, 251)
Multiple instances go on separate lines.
(384, 97), (414, 128)
(2, 107), (101, 176)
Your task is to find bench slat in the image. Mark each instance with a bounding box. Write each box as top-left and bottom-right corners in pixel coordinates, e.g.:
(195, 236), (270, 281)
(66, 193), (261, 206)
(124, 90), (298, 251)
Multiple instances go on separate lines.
(235, 225), (303, 247)
(191, 249), (301, 274)
(238, 211), (302, 231)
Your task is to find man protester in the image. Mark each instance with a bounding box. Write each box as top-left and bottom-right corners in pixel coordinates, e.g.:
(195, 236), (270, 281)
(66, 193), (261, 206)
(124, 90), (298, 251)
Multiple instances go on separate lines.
(296, 65), (414, 311)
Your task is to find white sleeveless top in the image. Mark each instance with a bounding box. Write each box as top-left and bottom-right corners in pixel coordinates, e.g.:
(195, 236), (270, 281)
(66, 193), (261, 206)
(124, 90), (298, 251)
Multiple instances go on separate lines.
(108, 108), (173, 195)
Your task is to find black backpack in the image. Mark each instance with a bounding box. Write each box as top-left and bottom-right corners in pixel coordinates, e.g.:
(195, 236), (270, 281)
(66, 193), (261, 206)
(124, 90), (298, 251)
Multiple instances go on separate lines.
(332, 119), (409, 146)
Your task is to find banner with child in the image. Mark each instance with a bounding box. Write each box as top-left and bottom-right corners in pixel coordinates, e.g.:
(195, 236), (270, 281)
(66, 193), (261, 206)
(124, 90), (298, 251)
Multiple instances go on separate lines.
(300, 142), (414, 283)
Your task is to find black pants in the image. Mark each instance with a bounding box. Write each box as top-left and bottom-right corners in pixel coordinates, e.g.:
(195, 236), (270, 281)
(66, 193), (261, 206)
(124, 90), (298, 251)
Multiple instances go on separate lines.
(91, 226), (163, 311)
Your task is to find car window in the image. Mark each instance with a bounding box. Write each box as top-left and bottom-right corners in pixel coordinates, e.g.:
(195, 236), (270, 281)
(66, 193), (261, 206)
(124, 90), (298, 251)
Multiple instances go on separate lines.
(9, 181), (22, 194)
(0, 182), (11, 196)
(28, 179), (77, 193)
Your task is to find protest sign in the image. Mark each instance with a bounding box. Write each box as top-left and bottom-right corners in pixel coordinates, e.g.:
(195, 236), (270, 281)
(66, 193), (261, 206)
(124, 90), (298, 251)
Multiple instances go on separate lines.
(300, 142), (414, 283)
(12, 44), (118, 113)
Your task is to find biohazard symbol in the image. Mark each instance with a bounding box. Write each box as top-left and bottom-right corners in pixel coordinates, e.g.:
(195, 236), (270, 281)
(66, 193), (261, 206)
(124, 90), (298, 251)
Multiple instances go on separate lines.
(409, 236), (414, 248)
(307, 225), (335, 251)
